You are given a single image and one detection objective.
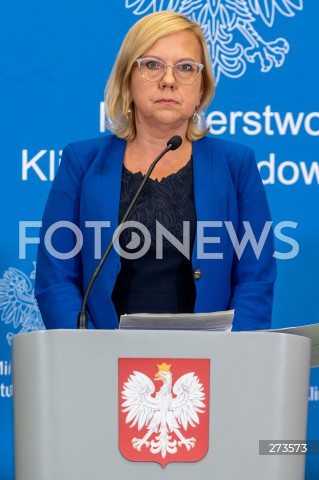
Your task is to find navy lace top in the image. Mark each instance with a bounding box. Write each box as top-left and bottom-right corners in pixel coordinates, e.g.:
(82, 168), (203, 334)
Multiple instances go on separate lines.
(112, 158), (197, 318)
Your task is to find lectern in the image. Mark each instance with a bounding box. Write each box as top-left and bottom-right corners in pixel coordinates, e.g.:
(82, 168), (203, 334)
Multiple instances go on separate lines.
(13, 330), (311, 480)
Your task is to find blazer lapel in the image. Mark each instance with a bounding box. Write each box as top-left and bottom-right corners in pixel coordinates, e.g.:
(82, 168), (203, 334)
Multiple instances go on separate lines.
(192, 137), (230, 261)
(101, 135), (126, 239)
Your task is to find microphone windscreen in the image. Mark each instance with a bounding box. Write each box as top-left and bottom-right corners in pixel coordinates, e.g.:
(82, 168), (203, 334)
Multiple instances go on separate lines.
(167, 135), (182, 150)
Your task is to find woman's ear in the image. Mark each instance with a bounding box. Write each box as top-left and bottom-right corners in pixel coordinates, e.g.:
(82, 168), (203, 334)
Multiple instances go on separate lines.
(198, 83), (204, 106)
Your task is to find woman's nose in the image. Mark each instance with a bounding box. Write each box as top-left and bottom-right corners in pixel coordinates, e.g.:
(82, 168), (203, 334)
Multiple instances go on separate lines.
(160, 65), (176, 87)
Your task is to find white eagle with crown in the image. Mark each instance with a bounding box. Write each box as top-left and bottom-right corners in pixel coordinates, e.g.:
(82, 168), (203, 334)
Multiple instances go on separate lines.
(121, 362), (206, 459)
(0, 264), (44, 345)
(125, 0), (303, 82)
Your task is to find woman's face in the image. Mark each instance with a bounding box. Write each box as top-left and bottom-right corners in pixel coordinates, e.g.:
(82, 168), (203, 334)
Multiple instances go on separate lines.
(129, 30), (204, 134)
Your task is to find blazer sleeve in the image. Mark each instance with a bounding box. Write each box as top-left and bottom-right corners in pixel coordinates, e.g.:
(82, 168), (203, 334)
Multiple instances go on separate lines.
(229, 146), (276, 331)
(35, 144), (96, 329)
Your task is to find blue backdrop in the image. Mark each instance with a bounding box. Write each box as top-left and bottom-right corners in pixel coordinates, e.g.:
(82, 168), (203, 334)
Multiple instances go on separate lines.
(0, 1), (318, 478)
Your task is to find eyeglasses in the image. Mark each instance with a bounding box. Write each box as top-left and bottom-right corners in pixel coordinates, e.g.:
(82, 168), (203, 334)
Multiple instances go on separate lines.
(135, 57), (204, 85)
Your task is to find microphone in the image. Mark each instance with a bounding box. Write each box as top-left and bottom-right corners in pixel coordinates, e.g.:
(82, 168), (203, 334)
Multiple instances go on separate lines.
(77, 135), (183, 329)
(167, 135), (182, 150)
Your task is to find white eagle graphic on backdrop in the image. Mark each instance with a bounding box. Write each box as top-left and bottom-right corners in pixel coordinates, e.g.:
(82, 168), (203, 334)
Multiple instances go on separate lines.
(125, 0), (303, 82)
(0, 264), (44, 345)
(122, 362), (206, 458)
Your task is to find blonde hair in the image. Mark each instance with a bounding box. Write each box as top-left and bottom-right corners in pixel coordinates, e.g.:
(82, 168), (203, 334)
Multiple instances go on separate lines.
(104, 11), (215, 142)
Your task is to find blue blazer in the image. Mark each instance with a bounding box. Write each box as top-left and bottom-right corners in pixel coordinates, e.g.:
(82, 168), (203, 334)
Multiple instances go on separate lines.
(35, 134), (276, 331)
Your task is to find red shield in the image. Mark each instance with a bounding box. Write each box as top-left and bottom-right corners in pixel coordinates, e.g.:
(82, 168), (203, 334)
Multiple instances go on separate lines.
(119, 358), (210, 467)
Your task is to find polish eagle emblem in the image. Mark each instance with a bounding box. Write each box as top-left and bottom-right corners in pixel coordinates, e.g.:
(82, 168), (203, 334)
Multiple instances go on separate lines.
(125, 0), (303, 82)
(0, 264), (45, 345)
(119, 359), (210, 466)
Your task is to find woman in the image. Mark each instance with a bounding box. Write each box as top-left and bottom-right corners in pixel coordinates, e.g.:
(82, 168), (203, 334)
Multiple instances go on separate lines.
(35, 11), (276, 330)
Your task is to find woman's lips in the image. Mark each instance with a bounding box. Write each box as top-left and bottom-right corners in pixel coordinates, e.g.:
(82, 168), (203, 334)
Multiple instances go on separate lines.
(156, 99), (178, 104)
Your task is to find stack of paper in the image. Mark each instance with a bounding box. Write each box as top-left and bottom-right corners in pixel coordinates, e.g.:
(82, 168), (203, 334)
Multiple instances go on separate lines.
(119, 310), (234, 332)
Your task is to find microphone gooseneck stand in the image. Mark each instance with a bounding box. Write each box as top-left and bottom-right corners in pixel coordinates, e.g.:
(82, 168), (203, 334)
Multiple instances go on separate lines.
(77, 135), (182, 329)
